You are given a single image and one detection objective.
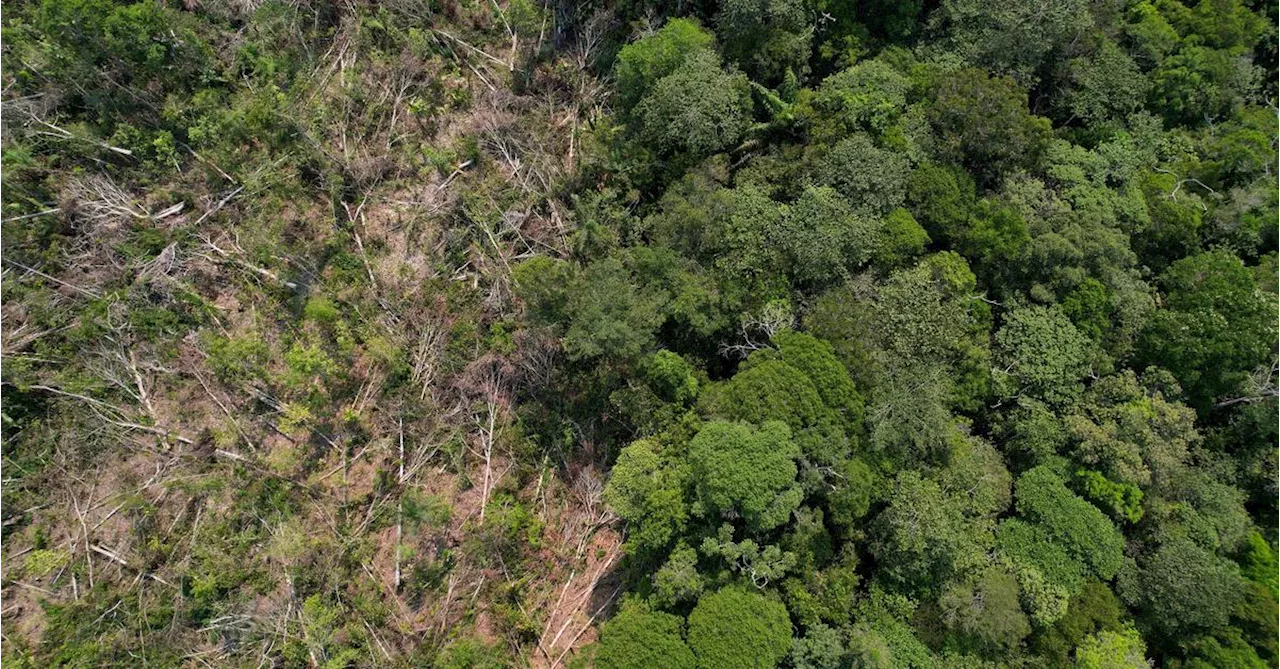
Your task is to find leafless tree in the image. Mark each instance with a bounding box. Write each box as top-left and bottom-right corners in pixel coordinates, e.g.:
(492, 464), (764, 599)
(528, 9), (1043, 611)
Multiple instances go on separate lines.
(1217, 358), (1280, 408)
(719, 300), (795, 359)
(515, 328), (559, 392)
(411, 310), (452, 402)
(457, 354), (515, 519)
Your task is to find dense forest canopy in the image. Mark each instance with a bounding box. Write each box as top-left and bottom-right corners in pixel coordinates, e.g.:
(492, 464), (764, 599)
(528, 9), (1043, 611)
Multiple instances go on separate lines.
(1, 0), (1277, 666)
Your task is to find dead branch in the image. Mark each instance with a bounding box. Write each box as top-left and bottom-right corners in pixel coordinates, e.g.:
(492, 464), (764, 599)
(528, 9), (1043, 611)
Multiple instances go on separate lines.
(551, 584), (622, 668)
(193, 368), (255, 451)
(193, 233), (299, 290)
(395, 418), (405, 589)
(1216, 358), (1280, 408)
(193, 186), (244, 227)
(20, 112), (133, 156)
(719, 301), (793, 359)
(1, 208), (61, 224)
(64, 174), (152, 224)
(458, 354), (514, 519)
(89, 544), (172, 586)
(432, 29), (511, 71)
(4, 259), (102, 298)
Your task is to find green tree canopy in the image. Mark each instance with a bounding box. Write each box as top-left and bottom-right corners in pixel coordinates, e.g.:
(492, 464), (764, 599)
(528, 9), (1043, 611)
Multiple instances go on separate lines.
(828, 456), (874, 532)
(928, 67), (1052, 185)
(687, 587), (793, 669)
(1137, 250), (1278, 412)
(928, 0), (1093, 81)
(773, 186), (876, 287)
(713, 0), (811, 87)
(604, 439), (689, 555)
(714, 359), (849, 468)
(1052, 38), (1151, 126)
(789, 623), (848, 669)
(1064, 370), (1198, 491)
(756, 331), (865, 440)
(688, 421), (803, 532)
(615, 18), (717, 111)
(1119, 537), (1246, 639)
(1074, 627), (1149, 669)
(814, 133), (911, 216)
(562, 258), (665, 362)
(804, 59), (913, 143)
(1149, 44), (1263, 127)
(642, 350), (700, 405)
(995, 305), (1092, 407)
(1032, 579), (1132, 664)
(1013, 466), (1125, 582)
(872, 471), (993, 593)
(8, 0), (214, 128)
(997, 518), (1089, 593)
(596, 601), (696, 669)
(939, 566), (1032, 651)
(907, 162), (978, 247)
(634, 50), (753, 158)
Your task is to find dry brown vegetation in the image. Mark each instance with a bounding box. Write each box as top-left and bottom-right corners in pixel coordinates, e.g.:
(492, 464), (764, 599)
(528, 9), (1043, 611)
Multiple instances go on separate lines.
(1, 0), (623, 664)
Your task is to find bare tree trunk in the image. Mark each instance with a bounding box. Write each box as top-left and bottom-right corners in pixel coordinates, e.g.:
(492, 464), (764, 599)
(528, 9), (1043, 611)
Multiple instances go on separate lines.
(461, 354), (510, 522)
(477, 401), (497, 521)
(395, 417), (404, 589)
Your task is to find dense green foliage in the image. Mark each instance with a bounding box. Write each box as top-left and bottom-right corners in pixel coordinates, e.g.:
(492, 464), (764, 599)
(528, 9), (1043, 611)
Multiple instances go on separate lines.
(596, 601), (696, 669)
(1, 0), (1276, 665)
(573, 0), (1278, 666)
(687, 587), (793, 668)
